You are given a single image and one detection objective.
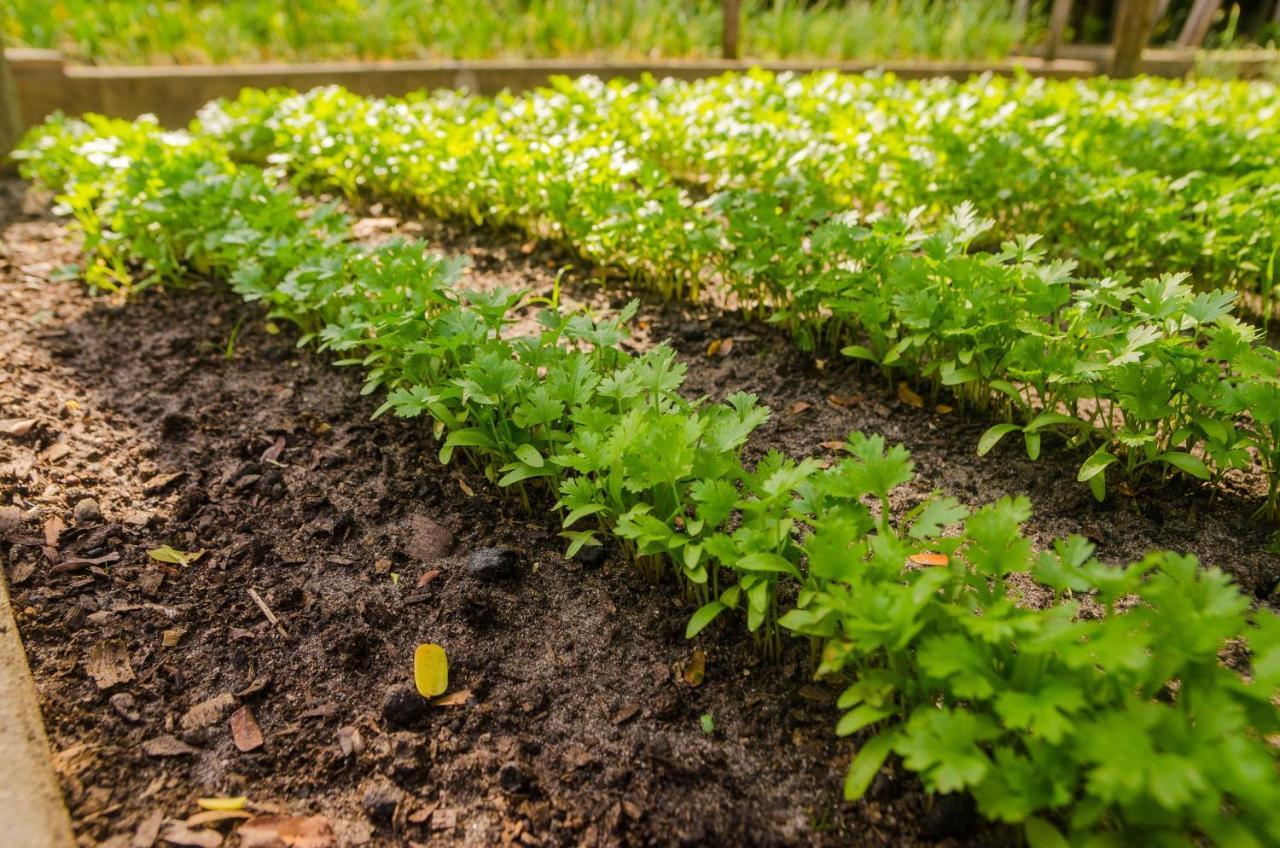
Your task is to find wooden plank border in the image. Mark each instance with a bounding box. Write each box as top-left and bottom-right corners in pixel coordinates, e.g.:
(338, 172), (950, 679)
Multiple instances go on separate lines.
(6, 50), (1099, 128)
(0, 566), (76, 847)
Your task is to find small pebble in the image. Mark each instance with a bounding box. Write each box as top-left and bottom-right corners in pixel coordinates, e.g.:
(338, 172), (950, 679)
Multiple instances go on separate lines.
(381, 683), (428, 728)
(466, 546), (519, 581)
(362, 777), (403, 825)
(72, 497), (102, 524)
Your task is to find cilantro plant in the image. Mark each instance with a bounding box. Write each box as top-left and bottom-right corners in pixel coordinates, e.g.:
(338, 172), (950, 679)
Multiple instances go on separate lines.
(18, 107), (1280, 848)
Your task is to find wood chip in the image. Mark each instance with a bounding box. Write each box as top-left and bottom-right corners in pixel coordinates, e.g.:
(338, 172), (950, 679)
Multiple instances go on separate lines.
(0, 418), (36, 437)
(235, 674), (272, 699)
(185, 810), (252, 828)
(229, 706), (264, 752)
(142, 735), (199, 758)
(158, 821), (223, 848)
(431, 689), (472, 708)
(162, 628), (186, 648)
(181, 693), (237, 732)
(43, 515), (65, 547)
(236, 815), (335, 848)
(85, 639), (135, 689)
(247, 588), (288, 637)
(142, 471), (185, 495)
(132, 810), (164, 848)
(0, 504), (21, 536)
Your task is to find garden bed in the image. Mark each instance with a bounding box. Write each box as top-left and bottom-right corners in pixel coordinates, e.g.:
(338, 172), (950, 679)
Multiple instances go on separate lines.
(1, 173), (1274, 846)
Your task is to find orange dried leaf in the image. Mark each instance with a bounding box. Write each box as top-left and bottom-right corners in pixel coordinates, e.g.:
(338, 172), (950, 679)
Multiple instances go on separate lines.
(788, 401), (812, 414)
(682, 649), (706, 687)
(897, 382), (925, 408)
(908, 552), (949, 567)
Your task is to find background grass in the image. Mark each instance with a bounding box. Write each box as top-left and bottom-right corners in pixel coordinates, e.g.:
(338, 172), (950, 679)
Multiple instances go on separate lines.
(0, 0), (1035, 65)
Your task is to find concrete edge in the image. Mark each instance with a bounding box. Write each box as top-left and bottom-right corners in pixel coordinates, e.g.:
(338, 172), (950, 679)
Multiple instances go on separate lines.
(0, 567), (76, 847)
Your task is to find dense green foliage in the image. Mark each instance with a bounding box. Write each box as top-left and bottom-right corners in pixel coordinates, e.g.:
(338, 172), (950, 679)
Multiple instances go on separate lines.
(17, 110), (1280, 848)
(198, 78), (1280, 517)
(0, 0), (1030, 65)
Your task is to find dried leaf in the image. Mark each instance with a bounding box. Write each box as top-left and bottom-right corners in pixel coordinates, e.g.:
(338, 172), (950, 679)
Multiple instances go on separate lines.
(414, 643), (448, 698)
(787, 401), (811, 414)
(147, 545), (204, 567)
(86, 639), (135, 689)
(236, 815), (336, 848)
(896, 382), (925, 408)
(457, 478), (475, 497)
(908, 552), (950, 567)
(826, 394), (859, 408)
(132, 810), (163, 848)
(716, 337), (734, 357)
(260, 436), (286, 464)
(229, 706), (264, 753)
(416, 568), (441, 588)
(705, 339), (721, 358)
(682, 649), (706, 687)
(819, 440), (845, 450)
(935, 403), (954, 414)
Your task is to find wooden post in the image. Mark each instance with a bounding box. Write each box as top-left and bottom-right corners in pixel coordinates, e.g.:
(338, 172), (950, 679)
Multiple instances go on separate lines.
(723, 0), (741, 61)
(1177, 0), (1222, 46)
(0, 48), (22, 173)
(1044, 0), (1073, 62)
(1110, 0), (1159, 77)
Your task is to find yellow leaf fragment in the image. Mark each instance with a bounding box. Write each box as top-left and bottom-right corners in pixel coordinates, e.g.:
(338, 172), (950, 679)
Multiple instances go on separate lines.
(414, 643), (449, 698)
(682, 649), (706, 687)
(197, 796), (248, 812)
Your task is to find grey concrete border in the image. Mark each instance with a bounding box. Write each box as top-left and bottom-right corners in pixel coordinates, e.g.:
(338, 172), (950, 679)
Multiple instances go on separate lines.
(0, 568), (75, 847)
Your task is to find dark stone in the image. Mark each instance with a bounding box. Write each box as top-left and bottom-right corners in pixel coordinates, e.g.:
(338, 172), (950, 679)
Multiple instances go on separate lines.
(466, 546), (519, 581)
(381, 684), (429, 728)
(574, 543), (608, 569)
(679, 324), (707, 343)
(160, 412), (194, 439)
(362, 777), (403, 826)
(920, 792), (977, 841)
(497, 761), (528, 795)
(72, 497), (102, 524)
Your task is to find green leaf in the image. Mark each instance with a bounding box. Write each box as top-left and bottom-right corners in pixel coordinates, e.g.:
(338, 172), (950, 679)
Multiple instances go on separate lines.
(685, 602), (726, 639)
(1157, 451), (1210, 480)
(835, 704), (894, 737)
(843, 730), (899, 801)
(147, 545), (204, 567)
(1024, 818), (1070, 848)
(1076, 448), (1117, 482)
(514, 443), (544, 468)
(978, 423), (1020, 456)
(734, 551), (801, 578)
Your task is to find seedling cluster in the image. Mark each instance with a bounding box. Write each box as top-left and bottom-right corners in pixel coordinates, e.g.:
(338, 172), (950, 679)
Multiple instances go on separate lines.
(198, 77), (1280, 516)
(15, 71), (1280, 846)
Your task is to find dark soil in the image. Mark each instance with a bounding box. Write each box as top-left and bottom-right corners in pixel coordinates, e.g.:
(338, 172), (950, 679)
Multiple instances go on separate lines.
(1, 179), (1276, 848)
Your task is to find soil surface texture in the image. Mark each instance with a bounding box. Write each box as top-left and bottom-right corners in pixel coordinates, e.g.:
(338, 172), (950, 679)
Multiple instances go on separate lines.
(2, 180), (1276, 848)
